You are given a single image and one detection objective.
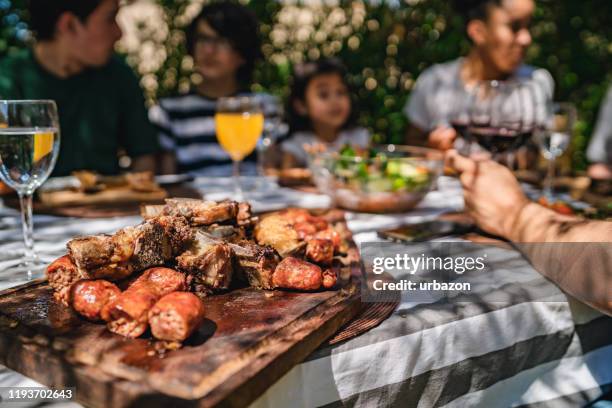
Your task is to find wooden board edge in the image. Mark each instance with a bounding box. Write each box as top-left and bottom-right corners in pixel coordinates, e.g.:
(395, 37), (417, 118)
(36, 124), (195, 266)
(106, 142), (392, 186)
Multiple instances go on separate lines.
(192, 281), (364, 407)
(0, 278), (47, 297)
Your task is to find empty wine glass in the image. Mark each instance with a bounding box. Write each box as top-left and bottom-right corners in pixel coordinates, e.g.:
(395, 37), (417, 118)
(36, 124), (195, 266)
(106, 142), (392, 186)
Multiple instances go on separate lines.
(534, 102), (576, 199)
(257, 95), (284, 178)
(0, 100), (61, 281)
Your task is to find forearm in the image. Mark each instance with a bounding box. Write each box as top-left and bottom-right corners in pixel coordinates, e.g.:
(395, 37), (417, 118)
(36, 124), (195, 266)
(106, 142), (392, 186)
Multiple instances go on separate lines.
(510, 203), (612, 315)
(510, 203), (612, 243)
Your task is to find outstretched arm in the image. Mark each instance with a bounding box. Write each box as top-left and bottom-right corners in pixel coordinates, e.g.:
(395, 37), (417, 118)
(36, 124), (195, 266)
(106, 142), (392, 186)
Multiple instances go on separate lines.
(447, 150), (612, 315)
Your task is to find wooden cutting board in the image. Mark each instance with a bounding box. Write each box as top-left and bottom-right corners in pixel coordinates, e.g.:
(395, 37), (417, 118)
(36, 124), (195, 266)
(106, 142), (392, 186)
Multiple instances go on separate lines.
(0, 252), (363, 408)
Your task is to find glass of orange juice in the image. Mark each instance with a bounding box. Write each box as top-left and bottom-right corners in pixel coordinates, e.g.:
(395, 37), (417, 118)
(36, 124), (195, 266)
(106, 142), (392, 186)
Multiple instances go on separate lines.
(215, 96), (264, 199)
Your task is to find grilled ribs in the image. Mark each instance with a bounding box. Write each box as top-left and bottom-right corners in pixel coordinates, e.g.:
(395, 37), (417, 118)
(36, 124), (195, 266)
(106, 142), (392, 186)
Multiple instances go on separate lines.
(178, 230), (280, 291)
(176, 231), (234, 297)
(67, 215), (192, 281)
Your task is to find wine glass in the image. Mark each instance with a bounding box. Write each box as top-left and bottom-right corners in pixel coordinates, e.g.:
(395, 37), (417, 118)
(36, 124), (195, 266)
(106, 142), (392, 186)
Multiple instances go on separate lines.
(256, 95), (284, 178)
(468, 80), (544, 169)
(534, 102), (576, 199)
(448, 81), (478, 156)
(215, 96), (264, 200)
(0, 100), (61, 280)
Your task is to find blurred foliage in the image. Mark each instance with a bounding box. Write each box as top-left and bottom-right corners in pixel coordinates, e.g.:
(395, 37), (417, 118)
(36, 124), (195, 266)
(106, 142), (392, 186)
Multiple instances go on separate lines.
(0, 0), (29, 54)
(1, 0), (610, 171)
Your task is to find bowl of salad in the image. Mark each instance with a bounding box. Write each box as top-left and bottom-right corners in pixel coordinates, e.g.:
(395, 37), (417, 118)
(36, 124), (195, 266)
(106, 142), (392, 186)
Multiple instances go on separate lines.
(308, 144), (444, 213)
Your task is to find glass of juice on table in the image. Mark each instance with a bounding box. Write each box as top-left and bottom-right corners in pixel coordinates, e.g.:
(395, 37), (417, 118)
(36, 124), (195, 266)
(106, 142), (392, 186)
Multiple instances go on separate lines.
(215, 96), (264, 200)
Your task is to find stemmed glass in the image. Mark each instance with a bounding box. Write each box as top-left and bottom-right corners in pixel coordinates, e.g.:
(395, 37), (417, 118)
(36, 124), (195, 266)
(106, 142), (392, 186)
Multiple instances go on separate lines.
(448, 82), (475, 155)
(257, 95), (284, 178)
(0, 100), (60, 280)
(215, 96), (264, 200)
(467, 80), (538, 164)
(534, 102), (576, 199)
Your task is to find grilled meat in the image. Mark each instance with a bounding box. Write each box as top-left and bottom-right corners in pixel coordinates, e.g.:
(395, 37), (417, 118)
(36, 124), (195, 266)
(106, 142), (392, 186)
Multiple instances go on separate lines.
(231, 240), (280, 290)
(141, 198), (239, 226)
(272, 257), (336, 291)
(67, 216), (191, 281)
(46, 255), (80, 306)
(103, 267), (188, 338)
(254, 209), (341, 261)
(184, 230), (281, 290)
(322, 269), (337, 289)
(305, 239), (334, 265)
(254, 213), (305, 258)
(176, 233), (233, 297)
(70, 280), (121, 321)
(148, 292), (205, 342)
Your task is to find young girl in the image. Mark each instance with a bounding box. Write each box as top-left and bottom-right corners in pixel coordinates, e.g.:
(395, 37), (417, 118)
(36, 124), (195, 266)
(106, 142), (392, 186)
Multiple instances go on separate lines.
(281, 58), (370, 168)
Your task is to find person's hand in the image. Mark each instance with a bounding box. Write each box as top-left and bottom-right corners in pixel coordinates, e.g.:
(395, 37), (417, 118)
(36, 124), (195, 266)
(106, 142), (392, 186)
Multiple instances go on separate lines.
(446, 149), (530, 239)
(588, 163), (612, 180)
(428, 125), (456, 151)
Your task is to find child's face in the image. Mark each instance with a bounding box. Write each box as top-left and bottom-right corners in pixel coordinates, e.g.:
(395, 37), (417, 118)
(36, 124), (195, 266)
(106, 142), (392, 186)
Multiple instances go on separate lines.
(192, 21), (245, 83)
(301, 73), (351, 131)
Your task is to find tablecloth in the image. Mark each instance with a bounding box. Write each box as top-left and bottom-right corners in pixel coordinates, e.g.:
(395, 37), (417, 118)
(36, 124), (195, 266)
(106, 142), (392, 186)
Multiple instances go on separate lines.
(0, 176), (609, 408)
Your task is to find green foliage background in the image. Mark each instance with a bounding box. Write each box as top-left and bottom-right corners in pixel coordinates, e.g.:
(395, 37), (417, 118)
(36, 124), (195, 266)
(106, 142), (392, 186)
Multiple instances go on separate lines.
(1, 0), (610, 170)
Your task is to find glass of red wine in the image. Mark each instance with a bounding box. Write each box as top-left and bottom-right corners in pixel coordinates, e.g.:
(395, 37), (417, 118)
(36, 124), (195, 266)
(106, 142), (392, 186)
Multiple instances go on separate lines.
(448, 83), (477, 156)
(464, 80), (540, 166)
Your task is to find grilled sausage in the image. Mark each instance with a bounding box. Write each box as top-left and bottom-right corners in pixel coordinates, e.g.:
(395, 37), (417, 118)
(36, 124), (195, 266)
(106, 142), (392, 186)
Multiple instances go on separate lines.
(103, 267), (188, 338)
(70, 280), (121, 321)
(272, 257), (331, 291)
(148, 292), (205, 341)
(131, 267), (189, 295)
(104, 283), (159, 337)
(46, 255), (80, 307)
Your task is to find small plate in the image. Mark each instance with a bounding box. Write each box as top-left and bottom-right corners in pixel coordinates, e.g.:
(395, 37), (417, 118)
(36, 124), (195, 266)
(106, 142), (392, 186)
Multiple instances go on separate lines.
(155, 174), (195, 186)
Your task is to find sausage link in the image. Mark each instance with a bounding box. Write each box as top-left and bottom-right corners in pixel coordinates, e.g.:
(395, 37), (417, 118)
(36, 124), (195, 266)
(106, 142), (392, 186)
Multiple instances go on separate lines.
(103, 268), (188, 338)
(272, 257), (323, 291)
(148, 292), (205, 342)
(70, 280), (121, 321)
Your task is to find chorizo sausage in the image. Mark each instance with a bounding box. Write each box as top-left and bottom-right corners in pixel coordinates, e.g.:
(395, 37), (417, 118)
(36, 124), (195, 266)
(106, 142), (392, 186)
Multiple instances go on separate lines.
(46, 255), (80, 307)
(70, 280), (121, 321)
(272, 257), (325, 291)
(148, 292), (205, 342)
(103, 267), (188, 338)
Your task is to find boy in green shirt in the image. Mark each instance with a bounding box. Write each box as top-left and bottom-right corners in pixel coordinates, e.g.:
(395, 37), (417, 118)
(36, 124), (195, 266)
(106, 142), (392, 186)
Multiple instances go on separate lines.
(0, 0), (159, 176)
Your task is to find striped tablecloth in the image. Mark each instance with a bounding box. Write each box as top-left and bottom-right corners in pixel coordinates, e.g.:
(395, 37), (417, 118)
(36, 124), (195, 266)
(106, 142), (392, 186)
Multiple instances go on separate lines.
(0, 177), (610, 408)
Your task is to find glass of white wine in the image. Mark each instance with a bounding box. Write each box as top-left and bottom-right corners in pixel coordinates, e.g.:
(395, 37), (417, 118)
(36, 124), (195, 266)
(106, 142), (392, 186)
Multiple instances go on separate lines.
(215, 96), (264, 200)
(0, 100), (60, 280)
(534, 102), (576, 199)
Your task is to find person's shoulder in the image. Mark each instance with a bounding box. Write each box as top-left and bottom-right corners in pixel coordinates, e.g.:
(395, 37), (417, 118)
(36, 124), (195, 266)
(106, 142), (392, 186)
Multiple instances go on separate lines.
(339, 127), (370, 146)
(105, 54), (139, 79)
(417, 58), (461, 84)
(158, 92), (216, 112)
(517, 64), (554, 92)
(285, 130), (315, 141)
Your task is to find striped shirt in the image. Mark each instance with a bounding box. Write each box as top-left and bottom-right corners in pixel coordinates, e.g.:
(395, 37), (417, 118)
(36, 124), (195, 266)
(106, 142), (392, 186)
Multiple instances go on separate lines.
(149, 92), (278, 176)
